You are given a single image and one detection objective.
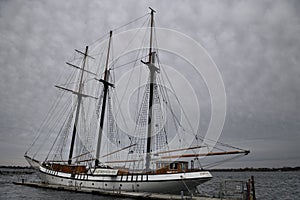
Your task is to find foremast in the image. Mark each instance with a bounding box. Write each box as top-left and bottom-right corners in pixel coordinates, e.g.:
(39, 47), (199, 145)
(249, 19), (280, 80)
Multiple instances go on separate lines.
(95, 30), (114, 167)
(54, 46), (96, 165)
(67, 46), (89, 165)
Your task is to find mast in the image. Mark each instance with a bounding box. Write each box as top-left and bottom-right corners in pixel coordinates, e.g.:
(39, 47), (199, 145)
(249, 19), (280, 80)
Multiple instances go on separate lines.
(148, 8), (155, 63)
(68, 46), (89, 165)
(95, 30), (114, 167)
(144, 7), (157, 172)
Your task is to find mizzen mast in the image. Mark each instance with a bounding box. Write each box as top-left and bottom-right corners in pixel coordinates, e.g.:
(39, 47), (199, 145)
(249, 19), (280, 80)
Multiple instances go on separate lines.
(95, 30), (114, 167)
(142, 7), (159, 172)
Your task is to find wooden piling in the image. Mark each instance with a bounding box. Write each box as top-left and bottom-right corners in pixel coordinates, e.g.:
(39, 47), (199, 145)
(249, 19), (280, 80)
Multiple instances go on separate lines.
(246, 179), (251, 200)
(251, 176), (256, 200)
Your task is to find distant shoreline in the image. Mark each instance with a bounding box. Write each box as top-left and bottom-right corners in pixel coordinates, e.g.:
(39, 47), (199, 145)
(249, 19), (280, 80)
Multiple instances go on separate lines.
(1, 165), (300, 172)
(0, 166), (32, 169)
(210, 166), (300, 172)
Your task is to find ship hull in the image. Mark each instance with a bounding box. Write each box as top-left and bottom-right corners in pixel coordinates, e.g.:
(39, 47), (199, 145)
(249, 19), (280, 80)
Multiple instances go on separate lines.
(39, 165), (212, 194)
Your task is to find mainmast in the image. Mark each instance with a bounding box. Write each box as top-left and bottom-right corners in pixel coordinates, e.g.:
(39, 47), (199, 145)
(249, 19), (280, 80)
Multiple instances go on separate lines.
(95, 31), (114, 167)
(68, 46), (89, 165)
(143, 7), (158, 172)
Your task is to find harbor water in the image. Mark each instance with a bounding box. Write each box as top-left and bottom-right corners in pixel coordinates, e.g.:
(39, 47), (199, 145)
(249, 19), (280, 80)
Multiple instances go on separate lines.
(0, 167), (299, 199)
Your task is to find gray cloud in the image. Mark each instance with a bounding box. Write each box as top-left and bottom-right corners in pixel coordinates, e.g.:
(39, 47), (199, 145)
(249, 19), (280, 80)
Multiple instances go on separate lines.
(0, 0), (299, 167)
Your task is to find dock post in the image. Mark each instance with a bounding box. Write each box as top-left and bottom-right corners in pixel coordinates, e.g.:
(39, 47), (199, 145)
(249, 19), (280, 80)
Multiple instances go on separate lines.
(246, 179), (251, 200)
(219, 182), (224, 199)
(251, 176), (256, 200)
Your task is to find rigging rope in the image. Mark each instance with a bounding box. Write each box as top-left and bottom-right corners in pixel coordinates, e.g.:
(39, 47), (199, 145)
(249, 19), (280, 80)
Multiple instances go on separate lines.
(201, 154), (246, 169)
(108, 15), (150, 71)
(88, 13), (150, 47)
(26, 65), (78, 155)
(44, 96), (74, 161)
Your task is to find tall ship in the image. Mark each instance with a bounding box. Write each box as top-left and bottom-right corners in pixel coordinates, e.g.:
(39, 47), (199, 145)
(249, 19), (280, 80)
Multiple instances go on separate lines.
(24, 8), (249, 194)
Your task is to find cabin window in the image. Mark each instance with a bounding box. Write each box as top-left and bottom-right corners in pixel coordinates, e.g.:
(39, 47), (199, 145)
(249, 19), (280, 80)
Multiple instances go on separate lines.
(170, 163), (178, 170)
(181, 163), (187, 171)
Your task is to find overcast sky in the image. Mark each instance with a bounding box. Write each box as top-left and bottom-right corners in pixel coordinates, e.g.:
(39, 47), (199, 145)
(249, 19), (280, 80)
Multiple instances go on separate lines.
(0, 0), (300, 168)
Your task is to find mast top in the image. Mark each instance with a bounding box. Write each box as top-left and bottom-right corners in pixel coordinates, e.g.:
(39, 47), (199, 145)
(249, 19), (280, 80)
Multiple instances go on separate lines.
(75, 46), (95, 59)
(149, 7), (156, 13)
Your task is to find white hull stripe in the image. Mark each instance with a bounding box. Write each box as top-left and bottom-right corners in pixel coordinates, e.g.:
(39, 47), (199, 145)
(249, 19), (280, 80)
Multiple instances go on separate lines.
(40, 167), (212, 183)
